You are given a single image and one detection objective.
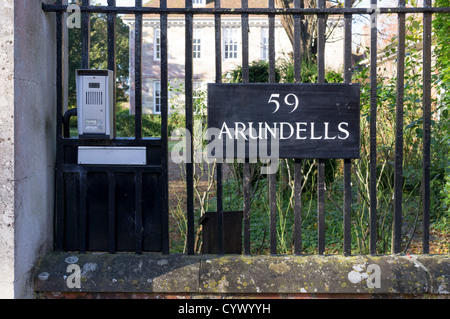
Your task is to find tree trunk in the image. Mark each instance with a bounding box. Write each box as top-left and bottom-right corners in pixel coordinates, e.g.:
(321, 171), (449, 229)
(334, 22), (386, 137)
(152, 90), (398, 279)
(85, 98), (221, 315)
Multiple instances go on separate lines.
(275, 0), (319, 63)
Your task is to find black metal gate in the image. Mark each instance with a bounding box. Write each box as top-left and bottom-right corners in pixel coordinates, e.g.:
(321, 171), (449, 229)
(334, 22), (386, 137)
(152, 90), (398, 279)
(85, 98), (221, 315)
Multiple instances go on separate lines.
(59, 140), (167, 253)
(43, 0), (449, 256)
(47, 0), (169, 254)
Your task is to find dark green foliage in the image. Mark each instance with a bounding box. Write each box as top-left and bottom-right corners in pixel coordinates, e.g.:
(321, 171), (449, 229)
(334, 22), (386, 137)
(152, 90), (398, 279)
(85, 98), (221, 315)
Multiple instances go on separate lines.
(228, 60), (281, 83)
(432, 0), (450, 231)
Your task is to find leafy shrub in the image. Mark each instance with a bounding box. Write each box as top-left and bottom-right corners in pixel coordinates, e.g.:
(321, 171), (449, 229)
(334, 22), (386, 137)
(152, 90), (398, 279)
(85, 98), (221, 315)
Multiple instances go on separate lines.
(115, 113), (183, 138)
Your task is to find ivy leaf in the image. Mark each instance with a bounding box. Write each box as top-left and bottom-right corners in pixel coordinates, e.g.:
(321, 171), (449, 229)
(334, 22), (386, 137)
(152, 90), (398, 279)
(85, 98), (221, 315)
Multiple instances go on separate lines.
(411, 20), (421, 30)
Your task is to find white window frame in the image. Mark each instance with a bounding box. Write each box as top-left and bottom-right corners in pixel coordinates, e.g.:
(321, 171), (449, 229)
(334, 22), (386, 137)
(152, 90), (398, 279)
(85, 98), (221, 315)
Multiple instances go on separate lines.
(223, 28), (238, 60)
(154, 28), (161, 61)
(261, 27), (269, 61)
(153, 81), (161, 114)
(193, 29), (202, 59)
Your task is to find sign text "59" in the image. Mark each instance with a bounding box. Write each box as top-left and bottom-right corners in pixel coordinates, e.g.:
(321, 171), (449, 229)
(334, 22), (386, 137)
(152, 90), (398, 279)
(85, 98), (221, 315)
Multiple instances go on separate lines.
(268, 93), (299, 114)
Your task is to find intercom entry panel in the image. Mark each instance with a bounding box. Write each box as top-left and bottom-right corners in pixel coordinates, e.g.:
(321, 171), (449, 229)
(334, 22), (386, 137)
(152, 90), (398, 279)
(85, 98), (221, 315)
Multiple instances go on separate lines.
(76, 69), (114, 139)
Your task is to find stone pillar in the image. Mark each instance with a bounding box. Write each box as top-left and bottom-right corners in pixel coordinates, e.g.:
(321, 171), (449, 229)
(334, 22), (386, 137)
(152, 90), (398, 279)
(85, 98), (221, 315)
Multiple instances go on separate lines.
(0, 0), (57, 298)
(0, 0), (15, 300)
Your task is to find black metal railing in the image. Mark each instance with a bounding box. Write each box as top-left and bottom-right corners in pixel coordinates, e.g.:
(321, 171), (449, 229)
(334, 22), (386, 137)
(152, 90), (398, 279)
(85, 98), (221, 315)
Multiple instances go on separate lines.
(43, 0), (449, 256)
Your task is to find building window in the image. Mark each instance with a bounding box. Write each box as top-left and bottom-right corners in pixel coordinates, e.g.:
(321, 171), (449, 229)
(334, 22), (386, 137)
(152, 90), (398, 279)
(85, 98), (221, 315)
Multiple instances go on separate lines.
(154, 81), (161, 114)
(192, 0), (205, 6)
(223, 28), (238, 60)
(193, 29), (201, 59)
(154, 28), (161, 61)
(261, 27), (269, 61)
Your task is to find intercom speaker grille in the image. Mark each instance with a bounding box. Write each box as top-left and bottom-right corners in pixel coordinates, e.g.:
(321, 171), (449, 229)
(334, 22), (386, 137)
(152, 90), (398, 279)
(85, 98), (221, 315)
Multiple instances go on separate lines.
(86, 91), (103, 105)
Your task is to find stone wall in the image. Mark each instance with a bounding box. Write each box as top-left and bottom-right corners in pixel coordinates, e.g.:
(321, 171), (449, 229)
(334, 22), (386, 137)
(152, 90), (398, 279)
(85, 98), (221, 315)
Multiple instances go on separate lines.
(34, 253), (450, 299)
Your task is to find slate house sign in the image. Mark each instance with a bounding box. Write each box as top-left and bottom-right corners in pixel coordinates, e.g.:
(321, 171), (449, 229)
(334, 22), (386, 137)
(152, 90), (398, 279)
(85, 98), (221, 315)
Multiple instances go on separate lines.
(207, 83), (361, 160)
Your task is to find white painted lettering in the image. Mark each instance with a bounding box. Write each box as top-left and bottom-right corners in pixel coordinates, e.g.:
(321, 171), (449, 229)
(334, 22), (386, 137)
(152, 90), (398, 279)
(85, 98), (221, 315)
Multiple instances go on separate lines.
(235, 122), (248, 140)
(248, 122), (260, 139)
(324, 122), (337, 139)
(338, 122), (350, 139)
(296, 122), (307, 139)
(280, 122), (294, 140)
(218, 122), (233, 140)
(264, 122), (278, 139)
(310, 122), (323, 139)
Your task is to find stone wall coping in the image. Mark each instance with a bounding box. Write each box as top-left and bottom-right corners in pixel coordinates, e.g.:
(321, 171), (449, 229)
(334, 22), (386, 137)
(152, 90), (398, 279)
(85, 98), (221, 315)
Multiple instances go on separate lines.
(33, 252), (450, 295)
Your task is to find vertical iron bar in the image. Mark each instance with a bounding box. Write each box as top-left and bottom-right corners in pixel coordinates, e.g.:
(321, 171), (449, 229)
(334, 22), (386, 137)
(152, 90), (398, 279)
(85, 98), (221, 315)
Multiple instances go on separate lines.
(317, 0), (325, 83)
(317, 159), (326, 255)
(393, 0), (405, 254)
(107, 0), (117, 254)
(135, 171), (143, 254)
(79, 171), (87, 253)
(268, 0), (277, 255)
(134, 0), (143, 252)
(215, 3), (222, 84)
(242, 0), (249, 82)
(107, 0), (117, 138)
(317, 0), (326, 256)
(160, 0), (170, 255)
(81, 0), (91, 69)
(343, 1), (352, 84)
(343, 0), (352, 256)
(369, 0), (378, 255)
(294, 159), (302, 254)
(79, 3), (90, 257)
(108, 172), (116, 253)
(186, 0), (195, 255)
(215, 0), (224, 255)
(215, 1), (222, 84)
(293, 0), (301, 84)
(217, 165), (224, 255)
(293, 0), (302, 255)
(269, 172), (277, 255)
(241, 0), (251, 255)
(422, 0), (432, 254)
(343, 159), (352, 255)
(135, 0), (143, 140)
(55, 0), (64, 251)
(268, 0), (275, 83)
(243, 163), (251, 254)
